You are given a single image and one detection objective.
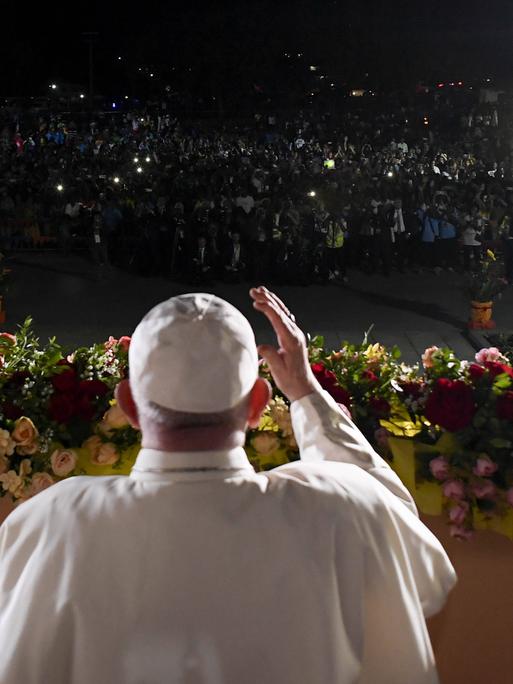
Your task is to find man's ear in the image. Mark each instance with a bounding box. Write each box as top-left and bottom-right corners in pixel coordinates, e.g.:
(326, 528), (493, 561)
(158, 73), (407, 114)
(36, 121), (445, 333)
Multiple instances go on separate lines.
(247, 377), (272, 429)
(115, 379), (140, 429)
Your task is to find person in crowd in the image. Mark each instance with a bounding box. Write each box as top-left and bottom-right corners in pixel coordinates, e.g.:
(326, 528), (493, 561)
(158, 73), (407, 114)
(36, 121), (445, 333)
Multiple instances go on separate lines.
(0, 287), (456, 683)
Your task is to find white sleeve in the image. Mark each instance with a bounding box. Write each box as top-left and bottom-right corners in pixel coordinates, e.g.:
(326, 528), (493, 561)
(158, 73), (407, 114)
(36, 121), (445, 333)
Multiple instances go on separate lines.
(291, 389), (418, 515)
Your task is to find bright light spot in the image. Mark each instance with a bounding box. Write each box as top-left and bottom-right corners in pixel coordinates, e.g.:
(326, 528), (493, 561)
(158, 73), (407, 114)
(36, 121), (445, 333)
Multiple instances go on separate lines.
(136, 167), (143, 173)
(79, 94), (85, 99)
(124, 95), (129, 99)
(458, 81), (463, 86)
(117, 56), (122, 61)
(140, 118), (144, 122)
(50, 84), (57, 90)
(145, 156), (151, 162)
(330, 83), (335, 87)
(309, 65), (318, 71)
(437, 83), (444, 88)
(56, 184), (63, 192)
(308, 191), (316, 197)
(134, 157), (139, 163)
(297, 53), (302, 57)
(113, 177), (120, 184)
(112, 102), (116, 108)
(486, 78), (491, 82)
(150, 73), (154, 77)
(387, 171), (393, 178)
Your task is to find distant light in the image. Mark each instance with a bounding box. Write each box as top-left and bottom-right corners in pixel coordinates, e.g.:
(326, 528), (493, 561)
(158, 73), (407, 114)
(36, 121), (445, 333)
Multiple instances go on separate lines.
(50, 84), (57, 90)
(124, 95), (129, 99)
(308, 190), (316, 197)
(112, 102), (116, 109)
(449, 82), (454, 87)
(134, 157), (139, 163)
(145, 156), (151, 162)
(117, 56), (122, 61)
(56, 184), (64, 192)
(437, 83), (444, 88)
(330, 83), (335, 87)
(486, 78), (491, 82)
(458, 81), (463, 86)
(309, 65), (318, 72)
(140, 118), (144, 122)
(113, 176), (120, 184)
(138, 68), (142, 72)
(136, 167), (143, 173)
(297, 53), (302, 57)
(150, 73), (154, 77)
(387, 171), (393, 178)
(79, 93), (85, 99)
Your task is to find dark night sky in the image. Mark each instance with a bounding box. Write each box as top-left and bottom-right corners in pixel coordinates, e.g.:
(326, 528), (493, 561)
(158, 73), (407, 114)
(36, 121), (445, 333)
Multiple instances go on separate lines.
(1, 0), (513, 95)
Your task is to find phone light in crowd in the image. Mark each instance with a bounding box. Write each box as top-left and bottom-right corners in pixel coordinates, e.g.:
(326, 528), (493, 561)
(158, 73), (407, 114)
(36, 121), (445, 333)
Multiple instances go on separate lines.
(134, 157), (139, 163)
(124, 95), (129, 100)
(437, 83), (444, 88)
(112, 102), (116, 109)
(140, 118), (144, 122)
(136, 167), (143, 174)
(150, 73), (154, 78)
(117, 56), (122, 61)
(308, 190), (316, 197)
(423, 116), (429, 126)
(79, 94), (85, 99)
(145, 156), (151, 163)
(387, 171), (394, 178)
(113, 177), (120, 184)
(56, 184), (64, 192)
(49, 84), (57, 90)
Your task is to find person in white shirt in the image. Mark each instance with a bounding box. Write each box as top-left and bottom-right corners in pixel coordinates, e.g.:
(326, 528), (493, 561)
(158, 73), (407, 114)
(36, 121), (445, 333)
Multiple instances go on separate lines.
(0, 288), (456, 684)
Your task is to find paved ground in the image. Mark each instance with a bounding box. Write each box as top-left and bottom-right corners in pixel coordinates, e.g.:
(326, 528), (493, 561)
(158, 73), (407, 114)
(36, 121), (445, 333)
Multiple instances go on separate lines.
(5, 252), (513, 364)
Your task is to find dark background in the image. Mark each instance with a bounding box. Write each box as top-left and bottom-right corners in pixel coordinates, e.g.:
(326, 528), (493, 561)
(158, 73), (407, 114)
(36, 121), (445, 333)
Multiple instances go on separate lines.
(1, 0), (513, 96)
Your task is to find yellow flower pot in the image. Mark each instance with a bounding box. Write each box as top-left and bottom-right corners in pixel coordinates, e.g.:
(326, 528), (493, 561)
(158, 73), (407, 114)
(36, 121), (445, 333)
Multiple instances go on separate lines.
(468, 300), (495, 329)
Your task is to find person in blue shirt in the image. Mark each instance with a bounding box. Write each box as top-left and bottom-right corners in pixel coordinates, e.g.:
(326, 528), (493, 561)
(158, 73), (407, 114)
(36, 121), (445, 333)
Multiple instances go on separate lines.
(437, 216), (458, 270)
(416, 205), (439, 269)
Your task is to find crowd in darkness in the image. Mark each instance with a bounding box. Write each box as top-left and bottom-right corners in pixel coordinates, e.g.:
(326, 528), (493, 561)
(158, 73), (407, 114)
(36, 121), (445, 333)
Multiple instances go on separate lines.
(1, 94), (513, 285)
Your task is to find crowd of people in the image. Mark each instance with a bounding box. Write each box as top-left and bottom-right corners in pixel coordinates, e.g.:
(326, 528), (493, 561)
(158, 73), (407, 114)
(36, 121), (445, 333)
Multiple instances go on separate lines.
(1, 94), (513, 285)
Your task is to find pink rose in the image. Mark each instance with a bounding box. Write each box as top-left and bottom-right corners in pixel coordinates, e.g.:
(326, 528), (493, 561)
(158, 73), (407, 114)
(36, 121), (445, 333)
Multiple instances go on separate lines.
(118, 336), (131, 352)
(449, 524), (474, 541)
(442, 479), (466, 500)
(449, 501), (470, 525)
(50, 448), (78, 477)
(28, 472), (55, 496)
(475, 347), (508, 364)
(471, 480), (497, 500)
(92, 442), (119, 466)
(506, 488), (513, 508)
(472, 457), (498, 477)
(429, 456), (450, 481)
(421, 346), (440, 369)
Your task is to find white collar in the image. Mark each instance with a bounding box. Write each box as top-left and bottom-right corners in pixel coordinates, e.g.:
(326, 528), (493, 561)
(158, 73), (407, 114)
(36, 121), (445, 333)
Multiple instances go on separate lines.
(130, 446), (254, 481)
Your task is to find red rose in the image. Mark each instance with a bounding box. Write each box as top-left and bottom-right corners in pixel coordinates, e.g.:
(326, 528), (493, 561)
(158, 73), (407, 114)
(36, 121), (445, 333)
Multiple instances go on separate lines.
(75, 395), (95, 422)
(468, 363), (486, 382)
(368, 396), (391, 417)
(51, 363), (78, 392)
(311, 363), (351, 407)
(425, 379), (476, 432)
(5, 370), (30, 388)
(362, 369), (378, 383)
(78, 379), (109, 398)
(2, 402), (23, 420)
(48, 393), (77, 423)
(400, 381), (423, 398)
(496, 391), (513, 421)
(484, 361), (513, 379)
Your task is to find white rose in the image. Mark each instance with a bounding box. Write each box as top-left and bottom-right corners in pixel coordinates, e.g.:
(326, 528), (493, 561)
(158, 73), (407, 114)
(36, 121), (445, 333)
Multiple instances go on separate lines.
(50, 449), (78, 477)
(251, 432), (281, 456)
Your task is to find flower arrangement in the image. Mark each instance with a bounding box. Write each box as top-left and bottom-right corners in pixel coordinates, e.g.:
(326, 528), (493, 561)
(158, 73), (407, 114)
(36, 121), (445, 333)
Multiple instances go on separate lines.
(1, 321), (513, 541)
(465, 249), (507, 303)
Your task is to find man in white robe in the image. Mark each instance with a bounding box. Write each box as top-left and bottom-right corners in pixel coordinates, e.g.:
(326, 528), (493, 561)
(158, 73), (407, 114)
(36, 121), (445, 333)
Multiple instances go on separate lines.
(0, 287), (456, 684)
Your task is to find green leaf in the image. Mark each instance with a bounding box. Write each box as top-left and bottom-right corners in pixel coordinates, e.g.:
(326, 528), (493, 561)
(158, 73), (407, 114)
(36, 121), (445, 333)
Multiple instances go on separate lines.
(489, 438), (512, 449)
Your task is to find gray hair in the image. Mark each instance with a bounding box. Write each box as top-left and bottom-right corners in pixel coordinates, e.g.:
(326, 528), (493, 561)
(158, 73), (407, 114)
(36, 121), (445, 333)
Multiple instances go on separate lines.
(134, 393), (251, 431)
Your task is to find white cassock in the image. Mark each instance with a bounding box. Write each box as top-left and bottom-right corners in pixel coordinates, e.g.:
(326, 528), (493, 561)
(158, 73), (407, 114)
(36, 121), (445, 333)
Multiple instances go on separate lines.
(0, 390), (456, 684)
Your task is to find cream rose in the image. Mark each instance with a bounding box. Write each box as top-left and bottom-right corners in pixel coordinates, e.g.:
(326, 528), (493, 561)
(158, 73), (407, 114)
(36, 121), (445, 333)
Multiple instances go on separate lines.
(11, 417), (39, 447)
(421, 346), (440, 369)
(0, 470), (24, 498)
(251, 432), (280, 456)
(99, 403), (130, 434)
(29, 472), (55, 496)
(92, 442), (120, 466)
(0, 429), (15, 458)
(17, 442), (39, 456)
(82, 435), (103, 460)
(18, 458), (32, 478)
(50, 449), (78, 477)
(0, 454), (9, 474)
(270, 400), (294, 437)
